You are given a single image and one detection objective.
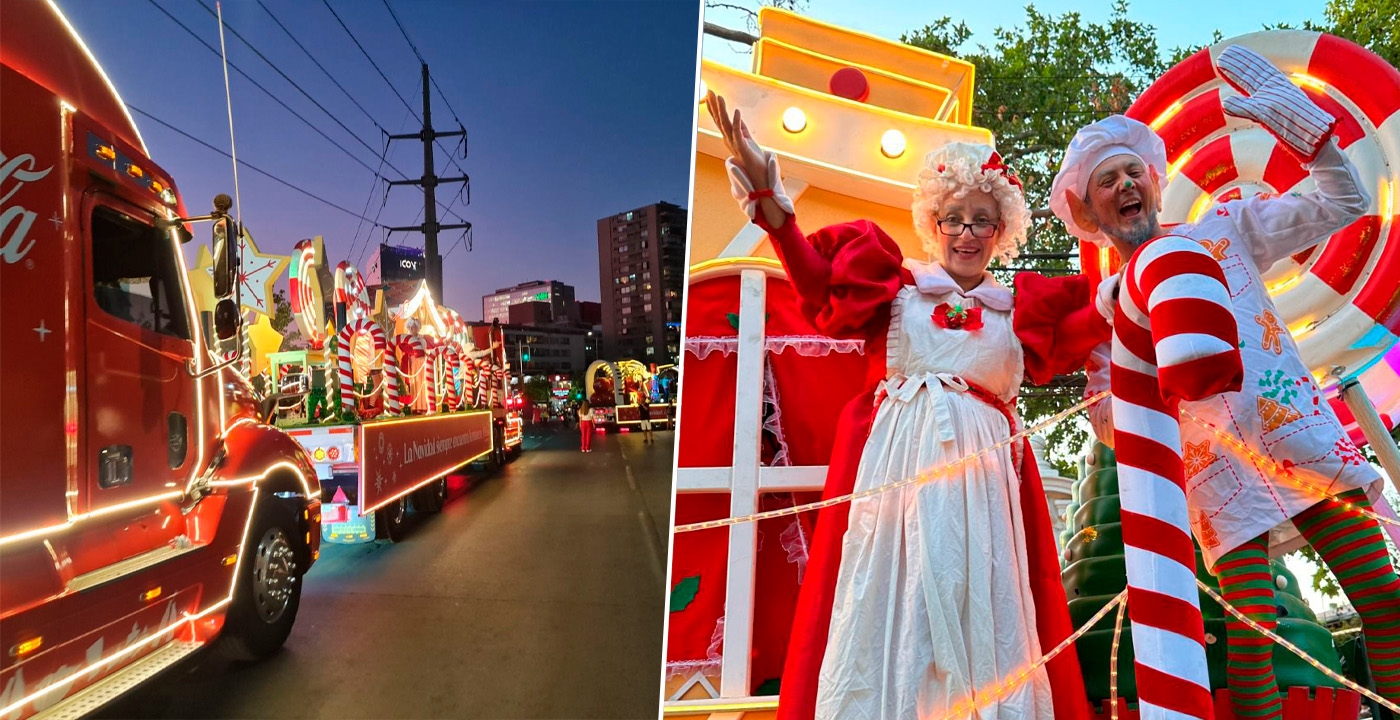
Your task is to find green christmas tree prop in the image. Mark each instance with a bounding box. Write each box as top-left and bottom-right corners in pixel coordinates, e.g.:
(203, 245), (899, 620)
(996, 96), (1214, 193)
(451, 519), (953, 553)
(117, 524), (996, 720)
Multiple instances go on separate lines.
(1062, 442), (1346, 702)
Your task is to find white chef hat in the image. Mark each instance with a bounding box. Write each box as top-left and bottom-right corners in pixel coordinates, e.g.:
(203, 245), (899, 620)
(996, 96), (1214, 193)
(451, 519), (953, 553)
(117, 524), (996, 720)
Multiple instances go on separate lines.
(912, 142), (1029, 263)
(1049, 115), (1167, 247)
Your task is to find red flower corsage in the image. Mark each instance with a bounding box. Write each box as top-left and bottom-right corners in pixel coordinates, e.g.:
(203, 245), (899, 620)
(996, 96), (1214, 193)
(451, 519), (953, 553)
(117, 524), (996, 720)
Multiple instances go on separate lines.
(933, 302), (983, 331)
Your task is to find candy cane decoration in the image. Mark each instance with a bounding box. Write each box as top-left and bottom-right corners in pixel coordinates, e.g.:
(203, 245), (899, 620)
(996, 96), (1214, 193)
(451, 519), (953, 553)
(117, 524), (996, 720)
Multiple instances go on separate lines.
(1126, 30), (1400, 444)
(334, 261), (372, 326)
(289, 239), (328, 349)
(387, 334), (426, 414)
(239, 311), (253, 377)
(458, 359), (479, 408)
(432, 342), (463, 411)
(1112, 235), (1243, 720)
(337, 318), (387, 413)
(474, 357), (490, 408)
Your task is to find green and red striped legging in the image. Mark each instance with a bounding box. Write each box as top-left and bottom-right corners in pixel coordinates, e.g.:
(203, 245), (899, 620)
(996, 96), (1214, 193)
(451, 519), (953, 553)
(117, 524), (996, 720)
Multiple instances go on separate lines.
(1213, 488), (1400, 719)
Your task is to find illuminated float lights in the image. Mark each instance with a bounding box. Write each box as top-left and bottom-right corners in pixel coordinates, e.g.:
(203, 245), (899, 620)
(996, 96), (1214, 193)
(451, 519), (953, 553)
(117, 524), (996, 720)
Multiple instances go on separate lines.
(671, 391), (1110, 532)
(1198, 579), (1400, 714)
(356, 448), (493, 515)
(1180, 407), (1400, 530)
(1110, 595), (1128, 720)
(936, 589), (1128, 720)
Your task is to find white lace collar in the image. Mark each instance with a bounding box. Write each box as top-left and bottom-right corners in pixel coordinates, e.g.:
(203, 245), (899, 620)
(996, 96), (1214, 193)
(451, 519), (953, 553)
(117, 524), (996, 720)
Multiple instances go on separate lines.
(902, 258), (1013, 312)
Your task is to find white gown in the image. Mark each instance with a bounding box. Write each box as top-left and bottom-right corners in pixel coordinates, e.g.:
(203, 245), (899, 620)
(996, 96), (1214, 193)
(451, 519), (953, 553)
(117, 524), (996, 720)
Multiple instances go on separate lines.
(815, 260), (1055, 720)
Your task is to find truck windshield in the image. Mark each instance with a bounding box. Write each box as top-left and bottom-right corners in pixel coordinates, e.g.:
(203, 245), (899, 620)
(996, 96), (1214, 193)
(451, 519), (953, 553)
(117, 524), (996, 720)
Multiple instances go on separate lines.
(91, 205), (191, 340)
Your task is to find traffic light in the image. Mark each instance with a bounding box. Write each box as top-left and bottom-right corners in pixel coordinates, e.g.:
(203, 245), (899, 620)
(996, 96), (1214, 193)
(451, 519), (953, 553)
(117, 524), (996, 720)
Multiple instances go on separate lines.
(522, 349), (531, 362)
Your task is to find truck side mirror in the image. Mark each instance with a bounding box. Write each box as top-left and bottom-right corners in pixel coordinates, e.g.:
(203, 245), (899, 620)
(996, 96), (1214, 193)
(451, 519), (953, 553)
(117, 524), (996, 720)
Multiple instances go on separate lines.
(214, 298), (240, 341)
(211, 194), (237, 299)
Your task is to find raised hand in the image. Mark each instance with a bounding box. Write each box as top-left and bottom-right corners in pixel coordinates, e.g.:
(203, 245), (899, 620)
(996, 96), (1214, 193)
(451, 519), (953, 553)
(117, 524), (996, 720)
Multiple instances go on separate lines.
(1215, 45), (1338, 162)
(706, 90), (769, 190)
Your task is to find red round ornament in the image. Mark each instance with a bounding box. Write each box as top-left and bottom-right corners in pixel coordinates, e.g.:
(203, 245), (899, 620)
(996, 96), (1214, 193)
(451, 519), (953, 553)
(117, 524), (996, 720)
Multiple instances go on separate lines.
(829, 67), (870, 102)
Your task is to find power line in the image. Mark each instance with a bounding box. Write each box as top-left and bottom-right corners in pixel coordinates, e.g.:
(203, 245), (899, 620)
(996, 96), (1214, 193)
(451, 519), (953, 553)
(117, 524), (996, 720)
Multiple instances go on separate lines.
(196, 0), (401, 175)
(381, 0), (424, 65)
(145, 0), (385, 178)
(347, 139), (392, 264)
(316, 0), (473, 226)
(256, 0), (388, 135)
(130, 104), (388, 228)
(320, 0), (419, 123)
(376, 0), (472, 182)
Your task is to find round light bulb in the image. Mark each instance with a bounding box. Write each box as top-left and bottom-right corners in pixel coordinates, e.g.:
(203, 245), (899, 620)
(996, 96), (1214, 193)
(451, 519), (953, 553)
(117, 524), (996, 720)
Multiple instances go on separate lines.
(782, 106), (807, 133)
(880, 129), (907, 158)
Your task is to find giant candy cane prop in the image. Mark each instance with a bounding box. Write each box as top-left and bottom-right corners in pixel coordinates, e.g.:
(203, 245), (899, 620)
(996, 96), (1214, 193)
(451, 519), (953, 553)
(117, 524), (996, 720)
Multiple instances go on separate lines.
(1111, 235), (1242, 720)
(337, 318), (386, 414)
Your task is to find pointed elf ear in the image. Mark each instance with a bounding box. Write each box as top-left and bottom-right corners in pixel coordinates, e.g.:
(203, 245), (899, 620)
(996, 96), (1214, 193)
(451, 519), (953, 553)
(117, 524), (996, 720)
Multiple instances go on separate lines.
(1067, 189), (1099, 234)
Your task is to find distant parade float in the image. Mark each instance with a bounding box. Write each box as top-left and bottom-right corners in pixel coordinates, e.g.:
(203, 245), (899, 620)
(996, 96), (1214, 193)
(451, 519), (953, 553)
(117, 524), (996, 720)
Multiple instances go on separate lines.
(665, 9), (1400, 720)
(585, 359), (674, 431)
(189, 233), (521, 544)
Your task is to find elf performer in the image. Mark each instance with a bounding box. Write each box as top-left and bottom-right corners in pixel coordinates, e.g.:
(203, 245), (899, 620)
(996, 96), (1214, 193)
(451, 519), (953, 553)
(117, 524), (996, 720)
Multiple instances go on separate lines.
(1060, 46), (1400, 718)
(707, 92), (1108, 720)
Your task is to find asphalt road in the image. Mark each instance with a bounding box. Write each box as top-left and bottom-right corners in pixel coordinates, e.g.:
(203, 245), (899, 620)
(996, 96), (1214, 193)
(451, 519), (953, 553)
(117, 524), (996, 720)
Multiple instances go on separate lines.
(99, 424), (674, 720)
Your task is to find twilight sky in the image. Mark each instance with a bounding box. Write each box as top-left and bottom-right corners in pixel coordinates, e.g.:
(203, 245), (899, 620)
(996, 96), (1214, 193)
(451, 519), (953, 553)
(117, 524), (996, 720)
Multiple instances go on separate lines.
(703, 0), (1324, 69)
(60, 0), (702, 316)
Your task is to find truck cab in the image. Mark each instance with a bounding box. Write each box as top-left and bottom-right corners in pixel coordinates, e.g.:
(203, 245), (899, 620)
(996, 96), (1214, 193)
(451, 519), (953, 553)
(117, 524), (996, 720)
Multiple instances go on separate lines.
(1, 3), (320, 717)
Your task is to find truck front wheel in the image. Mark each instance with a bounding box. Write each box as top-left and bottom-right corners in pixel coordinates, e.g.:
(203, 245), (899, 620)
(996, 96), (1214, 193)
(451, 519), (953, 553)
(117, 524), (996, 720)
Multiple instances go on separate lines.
(220, 499), (305, 661)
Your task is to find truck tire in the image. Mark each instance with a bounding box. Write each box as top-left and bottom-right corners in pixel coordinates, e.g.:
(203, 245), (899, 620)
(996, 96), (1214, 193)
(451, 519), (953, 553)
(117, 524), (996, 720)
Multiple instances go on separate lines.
(376, 496), (409, 542)
(491, 426), (507, 469)
(220, 499), (305, 661)
(413, 477), (447, 514)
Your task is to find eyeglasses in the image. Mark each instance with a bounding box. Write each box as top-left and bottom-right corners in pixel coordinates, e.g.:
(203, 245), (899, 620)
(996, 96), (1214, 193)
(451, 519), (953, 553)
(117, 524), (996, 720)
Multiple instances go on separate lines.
(937, 219), (1000, 239)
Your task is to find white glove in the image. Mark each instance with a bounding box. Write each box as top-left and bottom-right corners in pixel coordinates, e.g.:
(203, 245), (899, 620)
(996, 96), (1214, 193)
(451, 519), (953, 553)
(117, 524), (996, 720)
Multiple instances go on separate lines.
(1095, 274), (1119, 327)
(1216, 45), (1337, 162)
(725, 134), (796, 220)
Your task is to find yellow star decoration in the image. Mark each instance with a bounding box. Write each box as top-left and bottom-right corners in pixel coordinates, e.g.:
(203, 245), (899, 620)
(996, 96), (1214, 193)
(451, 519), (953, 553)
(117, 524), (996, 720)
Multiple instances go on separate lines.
(245, 313), (285, 377)
(1183, 440), (1219, 479)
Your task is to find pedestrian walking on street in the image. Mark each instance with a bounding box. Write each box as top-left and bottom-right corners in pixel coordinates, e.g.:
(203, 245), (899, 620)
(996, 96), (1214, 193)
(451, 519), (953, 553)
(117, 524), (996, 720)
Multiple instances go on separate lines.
(636, 392), (654, 444)
(578, 401), (595, 452)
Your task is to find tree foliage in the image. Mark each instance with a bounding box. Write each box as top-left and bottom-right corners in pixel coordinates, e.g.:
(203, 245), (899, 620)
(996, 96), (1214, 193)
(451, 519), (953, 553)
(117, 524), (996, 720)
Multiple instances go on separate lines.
(523, 377), (553, 406)
(1322, 0), (1400, 67)
(271, 288), (305, 351)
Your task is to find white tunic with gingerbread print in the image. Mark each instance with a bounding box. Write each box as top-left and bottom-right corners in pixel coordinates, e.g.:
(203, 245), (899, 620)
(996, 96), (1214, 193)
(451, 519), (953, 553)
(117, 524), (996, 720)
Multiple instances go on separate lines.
(1095, 139), (1383, 569)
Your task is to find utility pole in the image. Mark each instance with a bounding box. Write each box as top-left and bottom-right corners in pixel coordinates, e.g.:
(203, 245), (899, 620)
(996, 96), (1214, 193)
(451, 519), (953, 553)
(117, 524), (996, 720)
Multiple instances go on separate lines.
(388, 63), (469, 301)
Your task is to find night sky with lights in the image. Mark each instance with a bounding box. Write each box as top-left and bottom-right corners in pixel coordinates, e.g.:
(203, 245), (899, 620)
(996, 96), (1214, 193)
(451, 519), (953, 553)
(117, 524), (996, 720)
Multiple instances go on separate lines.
(59, 0), (702, 316)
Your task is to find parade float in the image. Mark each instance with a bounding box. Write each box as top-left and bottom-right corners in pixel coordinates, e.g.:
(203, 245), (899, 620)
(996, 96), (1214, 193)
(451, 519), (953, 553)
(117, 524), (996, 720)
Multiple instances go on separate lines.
(201, 234), (520, 545)
(665, 8), (1400, 719)
(584, 359), (674, 431)
(0, 2), (322, 717)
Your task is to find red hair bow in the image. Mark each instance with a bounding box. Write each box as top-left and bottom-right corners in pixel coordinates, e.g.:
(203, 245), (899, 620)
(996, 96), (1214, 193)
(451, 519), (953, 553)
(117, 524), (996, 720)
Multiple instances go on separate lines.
(981, 151), (1023, 190)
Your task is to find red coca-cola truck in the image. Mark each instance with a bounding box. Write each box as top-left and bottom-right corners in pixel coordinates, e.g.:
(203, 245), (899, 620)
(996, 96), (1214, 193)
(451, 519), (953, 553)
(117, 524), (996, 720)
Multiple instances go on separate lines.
(1, 2), (321, 717)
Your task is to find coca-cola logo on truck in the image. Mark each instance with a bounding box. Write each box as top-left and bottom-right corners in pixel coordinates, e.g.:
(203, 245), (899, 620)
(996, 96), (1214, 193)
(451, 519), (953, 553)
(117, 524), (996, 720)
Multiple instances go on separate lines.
(0, 151), (53, 265)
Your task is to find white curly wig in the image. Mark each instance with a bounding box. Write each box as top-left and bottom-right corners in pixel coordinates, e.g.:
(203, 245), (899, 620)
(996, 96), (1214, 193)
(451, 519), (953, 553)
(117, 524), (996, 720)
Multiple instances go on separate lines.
(911, 142), (1030, 264)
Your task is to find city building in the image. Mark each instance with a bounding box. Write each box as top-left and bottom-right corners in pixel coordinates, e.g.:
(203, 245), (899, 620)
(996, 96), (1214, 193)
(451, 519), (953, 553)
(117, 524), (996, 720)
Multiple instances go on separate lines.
(576, 300), (602, 327)
(365, 244), (431, 309)
(596, 202), (686, 363)
(507, 301), (553, 326)
(467, 321), (592, 380)
(482, 280), (577, 325)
